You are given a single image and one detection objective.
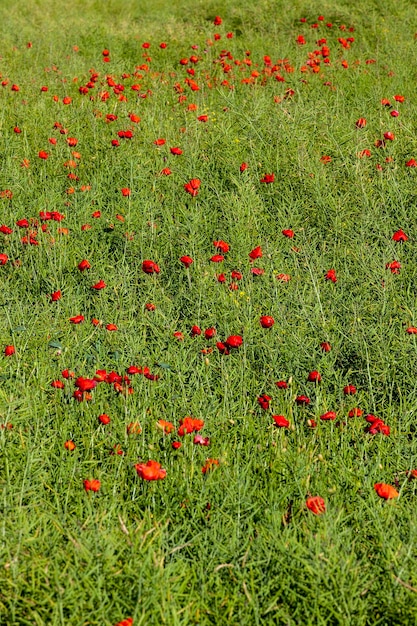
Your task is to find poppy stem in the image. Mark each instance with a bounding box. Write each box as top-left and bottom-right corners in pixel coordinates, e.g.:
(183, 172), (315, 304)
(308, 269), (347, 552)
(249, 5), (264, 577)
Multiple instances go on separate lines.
(186, 268), (192, 290)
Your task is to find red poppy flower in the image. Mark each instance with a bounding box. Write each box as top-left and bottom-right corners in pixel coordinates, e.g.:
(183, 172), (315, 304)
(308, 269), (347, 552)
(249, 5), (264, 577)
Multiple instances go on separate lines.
(348, 408), (363, 418)
(320, 411), (337, 421)
(260, 173), (274, 183)
(374, 483), (399, 500)
(297, 35), (306, 45)
(216, 273), (226, 283)
(191, 325), (201, 336)
(383, 131), (395, 141)
(213, 240), (229, 253)
(282, 229), (294, 238)
(406, 159), (417, 167)
(325, 269), (337, 283)
(204, 327), (216, 339)
(406, 327), (417, 334)
(276, 273), (291, 282)
(0, 254), (9, 265)
(121, 188), (131, 196)
(258, 394), (272, 410)
(64, 440), (76, 451)
(106, 323), (118, 331)
(178, 417), (204, 436)
(91, 280), (106, 290)
(275, 380), (288, 389)
(170, 147), (183, 155)
(160, 167), (171, 176)
(213, 15), (222, 25)
(172, 441), (181, 449)
(180, 255), (193, 268)
(320, 155), (332, 163)
(4, 345), (15, 357)
(173, 331), (184, 340)
(184, 178), (201, 197)
(157, 420), (175, 434)
(343, 384), (356, 395)
(50, 290), (62, 301)
(145, 302), (156, 311)
(216, 341), (230, 354)
(394, 94), (405, 103)
(320, 341), (331, 352)
(69, 315), (84, 324)
(38, 151), (49, 160)
(210, 254), (224, 263)
(273, 414), (289, 428)
(84, 479), (101, 492)
(249, 246), (262, 260)
(51, 380), (65, 388)
(306, 496), (326, 515)
(386, 260), (401, 274)
(225, 335), (243, 349)
(142, 260), (160, 274)
(78, 259), (91, 271)
(250, 267), (265, 276)
(356, 118), (367, 128)
(295, 395), (310, 405)
(75, 377), (97, 392)
(260, 315), (275, 328)
(240, 162), (248, 172)
(307, 370), (321, 382)
(231, 270), (242, 281)
(99, 413), (111, 425)
(392, 229), (408, 242)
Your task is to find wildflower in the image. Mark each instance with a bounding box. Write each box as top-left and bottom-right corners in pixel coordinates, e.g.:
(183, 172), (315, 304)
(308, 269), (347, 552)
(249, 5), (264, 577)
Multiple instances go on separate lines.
(202, 458), (219, 474)
(184, 178), (201, 196)
(204, 327), (216, 339)
(70, 315), (84, 324)
(64, 440), (76, 451)
(213, 240), (230, 253)
(275, 380), (288, 389)
(91, 280), (106, 290)
(260, 173), (274, 183)
(84, 479), (101, 492)
(307, 371), (321, 382)
(374, 483), (399, 500)
(392, 229), (408, 242)
(78, 259), (91, 271)
(258, 394), (271, 410)
(178, 417), (204, 436)
(249, 246), (262, 260)
(320, 411), (337, 421)
(260, 315), (275, 328)
(272, 415), (289, 428)
(142, 260), (160, 274)
(135, 460), (166, 481)
(325, 269), (337, 283)
(157, 420), (175, 434)
(180, 255), (193, 267)
(225, 335), (243, 349)
(306, 496), (326, 515)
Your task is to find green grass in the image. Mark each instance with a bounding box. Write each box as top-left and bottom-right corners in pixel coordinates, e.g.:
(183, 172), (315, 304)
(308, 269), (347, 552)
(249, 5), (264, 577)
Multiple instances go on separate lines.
(1, 0), (417, 624)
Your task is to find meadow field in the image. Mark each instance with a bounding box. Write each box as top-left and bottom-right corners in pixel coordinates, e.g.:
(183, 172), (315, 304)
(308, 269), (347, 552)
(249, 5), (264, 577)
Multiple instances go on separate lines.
(1, 0), (417, 623)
